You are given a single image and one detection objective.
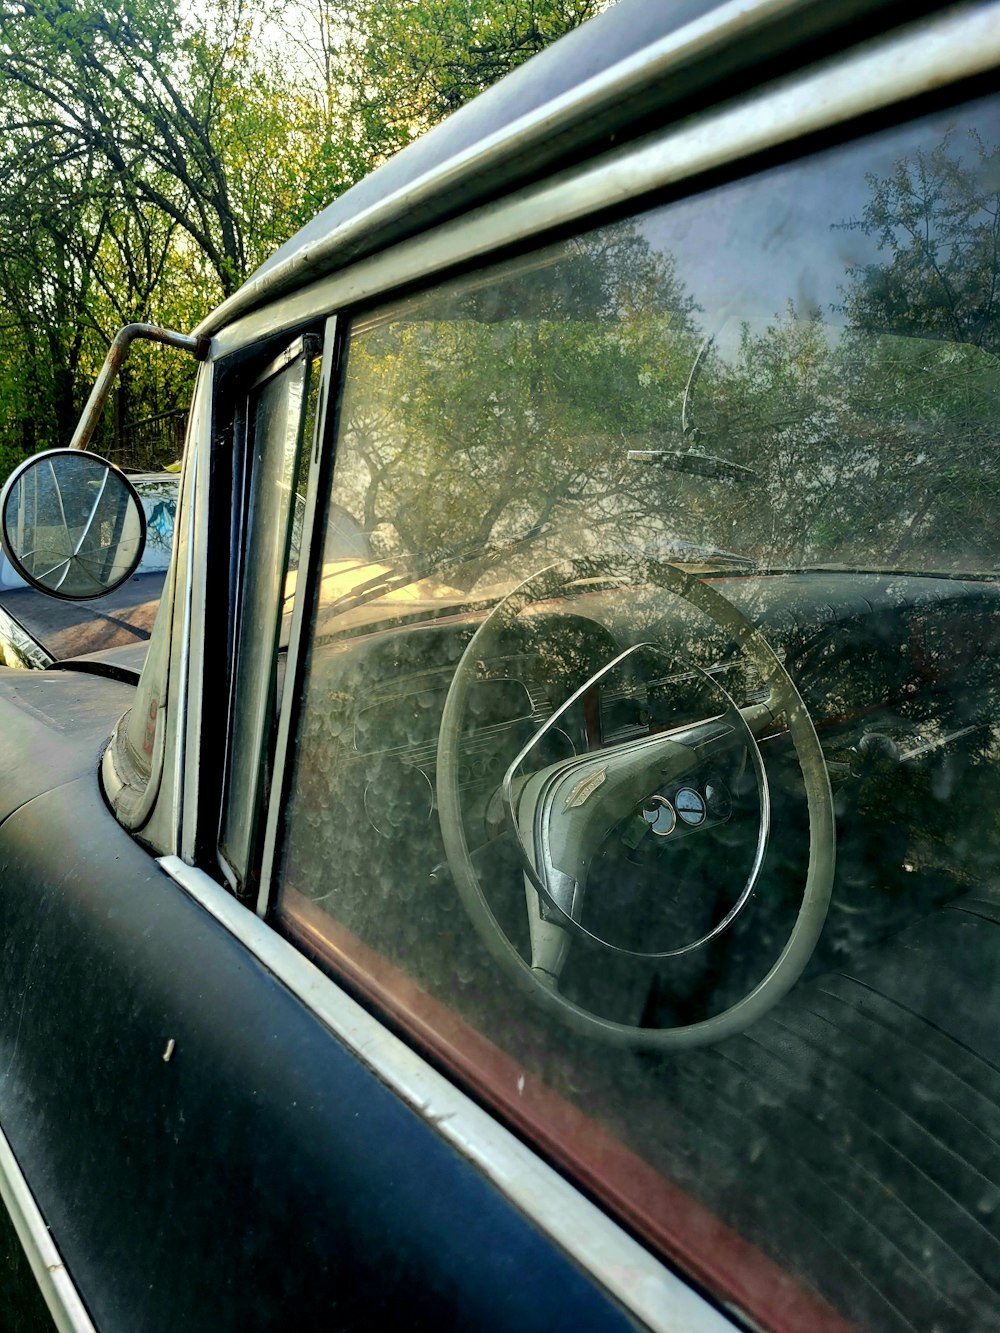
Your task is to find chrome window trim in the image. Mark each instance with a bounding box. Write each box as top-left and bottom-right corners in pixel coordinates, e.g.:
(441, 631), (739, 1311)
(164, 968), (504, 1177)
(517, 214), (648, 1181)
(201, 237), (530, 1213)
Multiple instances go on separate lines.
(0, 1120), (97, 1333)
(256, 317), (339, 917)
(157, 853), (736, 1333)
(209, 2), (1000, 359)
(180, 369), (214, 863)
(215, 333), (321, 889)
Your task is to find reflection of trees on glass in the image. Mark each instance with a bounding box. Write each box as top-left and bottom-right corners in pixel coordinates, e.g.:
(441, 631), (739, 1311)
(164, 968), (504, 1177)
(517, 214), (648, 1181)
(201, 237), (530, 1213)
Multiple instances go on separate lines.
(329, 121), (1000, 585)
(835, 131), (1000, 569)
(145, 501), (174, 546)
(694, 314), (1000, 570)
(695, 129), (1000, 571)
(841, 131), (1000, 352)
(137, 482), (179, 572)
(334, 224), (704, 568)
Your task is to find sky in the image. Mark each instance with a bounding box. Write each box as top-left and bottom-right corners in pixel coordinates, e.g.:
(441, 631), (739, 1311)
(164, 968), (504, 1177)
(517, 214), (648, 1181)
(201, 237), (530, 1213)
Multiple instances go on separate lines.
(641, 90), (1000, 354)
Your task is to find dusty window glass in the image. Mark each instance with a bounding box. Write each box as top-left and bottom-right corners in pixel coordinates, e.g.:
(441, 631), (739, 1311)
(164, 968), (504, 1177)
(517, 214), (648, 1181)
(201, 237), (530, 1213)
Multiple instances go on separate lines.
(278, 96), (1000, 1330)
(220, 339), (319, 887)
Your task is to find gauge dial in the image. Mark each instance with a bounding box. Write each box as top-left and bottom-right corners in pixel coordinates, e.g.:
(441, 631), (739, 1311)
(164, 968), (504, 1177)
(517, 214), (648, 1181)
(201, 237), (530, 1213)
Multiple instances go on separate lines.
(675, 787), (707, 826)
(642, 795), (676, 837)
(705, 781), (731, 820)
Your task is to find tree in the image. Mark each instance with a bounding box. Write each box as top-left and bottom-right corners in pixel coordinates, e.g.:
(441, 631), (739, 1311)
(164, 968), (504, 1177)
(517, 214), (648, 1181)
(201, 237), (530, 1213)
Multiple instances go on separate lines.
(332, 222), (703, 564)
(280, 0), (605, 206)
(0, 0), (323, 297)
(0, 0), (326, 461)
(840, 129), (1000, 353)
(0, 0), (605, 473)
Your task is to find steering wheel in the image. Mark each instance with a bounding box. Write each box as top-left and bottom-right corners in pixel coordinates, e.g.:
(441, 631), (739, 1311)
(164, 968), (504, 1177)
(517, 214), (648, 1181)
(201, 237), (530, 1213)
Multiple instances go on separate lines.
(436, 558), (835, 1051)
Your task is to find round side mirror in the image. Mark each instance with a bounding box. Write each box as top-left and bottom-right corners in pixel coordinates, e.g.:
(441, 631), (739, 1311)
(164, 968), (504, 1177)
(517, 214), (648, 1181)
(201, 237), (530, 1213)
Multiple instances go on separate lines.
(0, 449), (147, 600)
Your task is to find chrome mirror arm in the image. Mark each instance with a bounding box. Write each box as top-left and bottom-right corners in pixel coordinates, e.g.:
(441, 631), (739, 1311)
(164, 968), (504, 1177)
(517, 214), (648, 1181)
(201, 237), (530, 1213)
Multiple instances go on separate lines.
(68, 323), (210, 454)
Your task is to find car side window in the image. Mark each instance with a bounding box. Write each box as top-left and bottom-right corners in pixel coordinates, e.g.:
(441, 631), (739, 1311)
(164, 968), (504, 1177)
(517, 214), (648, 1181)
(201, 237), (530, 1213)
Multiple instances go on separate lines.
(219, 335), (321, 892)
(260, 88), (1000, 1332)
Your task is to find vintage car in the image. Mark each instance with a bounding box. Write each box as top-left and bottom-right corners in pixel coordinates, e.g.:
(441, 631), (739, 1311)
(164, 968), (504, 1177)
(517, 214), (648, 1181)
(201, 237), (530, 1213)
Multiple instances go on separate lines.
(2, 0), (999, 1329)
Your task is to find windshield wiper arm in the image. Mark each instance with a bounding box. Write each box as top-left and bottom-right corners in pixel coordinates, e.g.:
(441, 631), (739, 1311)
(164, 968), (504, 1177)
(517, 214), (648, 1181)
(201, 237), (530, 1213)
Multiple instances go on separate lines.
(627, 449), (754, 482)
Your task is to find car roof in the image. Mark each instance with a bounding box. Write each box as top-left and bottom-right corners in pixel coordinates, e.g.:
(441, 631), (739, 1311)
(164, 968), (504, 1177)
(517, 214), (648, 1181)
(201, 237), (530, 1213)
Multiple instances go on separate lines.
(197, 0), (953, 339)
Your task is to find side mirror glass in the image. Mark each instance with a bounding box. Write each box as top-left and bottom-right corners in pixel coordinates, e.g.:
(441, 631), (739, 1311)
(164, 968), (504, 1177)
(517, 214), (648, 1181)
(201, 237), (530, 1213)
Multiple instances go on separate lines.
(0, 449), (147, 600)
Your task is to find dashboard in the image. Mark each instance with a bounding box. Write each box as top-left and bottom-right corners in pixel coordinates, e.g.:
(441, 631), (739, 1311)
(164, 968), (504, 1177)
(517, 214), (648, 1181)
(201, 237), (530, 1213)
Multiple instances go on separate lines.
(294, 570), (1000, 983)
(278, 564), (1000, 1332)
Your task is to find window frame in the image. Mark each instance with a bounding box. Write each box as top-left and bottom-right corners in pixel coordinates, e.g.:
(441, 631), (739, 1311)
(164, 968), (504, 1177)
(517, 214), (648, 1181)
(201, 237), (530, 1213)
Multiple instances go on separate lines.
(215, 333), (322, 895)
(257, 75), (1000, 1330)
(255, 320), (344, 914)
(165, 326), (323, 890)
(228, 10), (1000, 924)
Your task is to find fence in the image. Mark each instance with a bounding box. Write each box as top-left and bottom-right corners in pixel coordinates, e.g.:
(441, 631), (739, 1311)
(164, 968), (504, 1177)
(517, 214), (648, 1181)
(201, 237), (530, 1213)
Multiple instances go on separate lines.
(115, 409), (187, 472)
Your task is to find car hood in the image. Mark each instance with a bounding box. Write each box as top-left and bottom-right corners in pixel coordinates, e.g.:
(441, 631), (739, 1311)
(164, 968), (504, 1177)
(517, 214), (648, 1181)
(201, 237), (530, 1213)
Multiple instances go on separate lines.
(0, 570), (165, 664)
(57, 639), (151, 683)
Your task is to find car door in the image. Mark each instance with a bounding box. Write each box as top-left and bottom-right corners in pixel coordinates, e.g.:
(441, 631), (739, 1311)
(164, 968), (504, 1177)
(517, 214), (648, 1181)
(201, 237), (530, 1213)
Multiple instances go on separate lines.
(0, 323), (663, 1333)
(4, 4), (1000, 1331)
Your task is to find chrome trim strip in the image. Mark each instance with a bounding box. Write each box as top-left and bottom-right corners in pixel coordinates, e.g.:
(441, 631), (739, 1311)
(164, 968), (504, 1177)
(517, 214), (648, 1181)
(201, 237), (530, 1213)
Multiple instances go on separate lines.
(0, 604), (52, 670)
(0, 1121), (96, 1333)
(209, 3), (1000, 357)
(256, 318), (339, 917)
(180, 372), (214, 862)
(157, 854), (734, 1333)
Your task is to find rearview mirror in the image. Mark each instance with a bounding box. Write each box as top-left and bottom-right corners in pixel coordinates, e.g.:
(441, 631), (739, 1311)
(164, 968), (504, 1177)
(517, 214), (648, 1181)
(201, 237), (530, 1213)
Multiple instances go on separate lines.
(0, 449), (147, 600)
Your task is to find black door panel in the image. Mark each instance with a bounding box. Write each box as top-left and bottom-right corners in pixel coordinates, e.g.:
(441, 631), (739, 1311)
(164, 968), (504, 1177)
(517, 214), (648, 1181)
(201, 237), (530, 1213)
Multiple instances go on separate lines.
(0, 772), (632, 1332)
